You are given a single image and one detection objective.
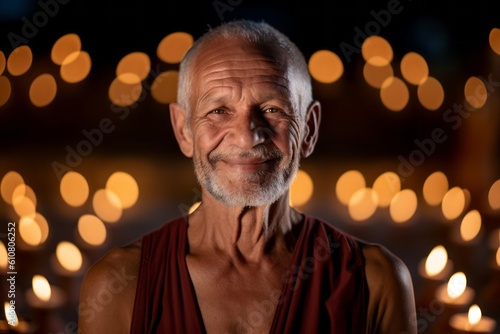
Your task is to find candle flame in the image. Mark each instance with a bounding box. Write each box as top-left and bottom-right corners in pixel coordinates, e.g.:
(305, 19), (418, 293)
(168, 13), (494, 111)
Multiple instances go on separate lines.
(468, 304), (482, 326)
(3, 302), (18, 326)
(447, 272), (467, 299)
(56, 241), (82, 272)
(424, 245), (448, 277)
(32, 275), (51, 302)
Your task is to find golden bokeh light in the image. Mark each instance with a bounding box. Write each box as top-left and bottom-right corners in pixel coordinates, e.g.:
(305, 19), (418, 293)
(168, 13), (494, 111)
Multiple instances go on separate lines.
(489, 28), (500, 55)
(464, 76), (487, 109)
(34, 212), (49, 244)
(0, 242), (7, 269)
(92, 189), (123, 223)
(460, 210), (481, 242)
(1, 171), (24, 205)
(19, 216), (42, 246)
(56, 241), (83, 272)
(4, 301), (18, 326)
(189, 201), (201, 214)
(417, 76), (445, 110)
(0, 76), (11, 107)
(496, 246), (500, 267)
(60, 171), (89, 207)
(13, 195), (36, 218)
(361, 35), (393, 66)
(151, 70), (179, 104)
(488, 179), (500, 210)
(78, 214), (107, 246)
(308, 50), (344, 84)
(51, 33), (82, 65)
(423, 171), (449, 206)
(389, 189), (418, 223)
(29, 73), (57, 107)
(290, 170), (314, 207)
(157, 32), (194, 64)
(447, 272), (467, 299)
(363, 63), (393, 89)
(116, 52), (151, 84)
(12, 184), (37, 209)
(441, 187), (465, 220)
(348, 188), (378, 222)
(7, 45), (33, 76)
(372, 171), (400, 207)
(468, 305), (482, 326)
(400, 52), (428, 85)
(380, 77), (409, 111)
(109, 75), (143, 106)
(424, 245), (448, 277)
(60, 51), (92, 83)
(105, 171), (139, 209)
(336, 170), (366, 205)
(0, 51), (5, 75)
(32, 275), (51, 302)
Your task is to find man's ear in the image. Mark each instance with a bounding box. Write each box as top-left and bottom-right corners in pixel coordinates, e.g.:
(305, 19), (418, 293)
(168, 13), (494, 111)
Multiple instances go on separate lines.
(170, 102), (194, 157)
(300, 100), (321, 158)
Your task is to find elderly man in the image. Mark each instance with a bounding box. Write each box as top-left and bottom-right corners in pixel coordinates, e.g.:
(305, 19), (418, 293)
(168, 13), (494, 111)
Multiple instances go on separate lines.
(79, 20), (417, 333)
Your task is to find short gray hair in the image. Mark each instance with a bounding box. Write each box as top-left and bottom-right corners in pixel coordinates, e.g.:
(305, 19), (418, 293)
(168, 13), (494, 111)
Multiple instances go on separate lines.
(176, 20), (313, 119)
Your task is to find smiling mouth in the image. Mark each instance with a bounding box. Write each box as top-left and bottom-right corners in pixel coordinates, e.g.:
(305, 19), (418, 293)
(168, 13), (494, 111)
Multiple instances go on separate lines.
(222, 159), (273, 171)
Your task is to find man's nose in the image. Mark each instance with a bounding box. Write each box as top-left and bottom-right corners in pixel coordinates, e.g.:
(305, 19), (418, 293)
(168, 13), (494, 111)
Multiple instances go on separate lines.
(231, 110), (272, 148)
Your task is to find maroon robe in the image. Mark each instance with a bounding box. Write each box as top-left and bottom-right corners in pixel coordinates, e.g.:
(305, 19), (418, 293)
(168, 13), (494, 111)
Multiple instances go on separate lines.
(130, 215), (368, 333)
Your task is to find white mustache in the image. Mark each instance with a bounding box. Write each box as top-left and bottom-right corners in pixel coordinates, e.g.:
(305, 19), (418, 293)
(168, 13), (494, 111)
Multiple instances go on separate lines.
(208, 146), (284, 164)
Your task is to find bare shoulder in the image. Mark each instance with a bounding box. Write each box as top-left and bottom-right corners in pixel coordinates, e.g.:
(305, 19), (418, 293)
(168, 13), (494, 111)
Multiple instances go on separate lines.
(359, 242), (417, 334)
(78, 239), (142, 333)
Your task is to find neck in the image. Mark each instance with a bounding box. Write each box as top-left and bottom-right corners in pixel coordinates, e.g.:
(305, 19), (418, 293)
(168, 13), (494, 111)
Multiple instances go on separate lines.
(187, 190), (302, 262)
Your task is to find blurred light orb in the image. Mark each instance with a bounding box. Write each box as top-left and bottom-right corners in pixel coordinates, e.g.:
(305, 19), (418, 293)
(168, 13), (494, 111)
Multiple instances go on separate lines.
(32, 275), (51, 302)
(34, 212), (49, 244)
(290, 169), (314, 207)
(12, 184), (37, 209)
(78, 214), (107, 246)
(488, 179), (500, 210)
(116, 52), (151, 83)
(460, 210), (481, 242)
(489, 28), (500, 55)
(308, 50), (344, 84)
(424, 245), (448, 277)
(0, 242), (8, 269)
(92, 189), (123, 223)
(151, 70), (179, 104)
(380, 77), (409, 111)
(106, 171), (139, 209)
(418, 76), (445, 110)
(441, 187), (466, 220)
(361, 35), (393, 66)
(1, 171), (24, 205)
(157, 32), (194, 64)
(109, 75), (143, 107)
(372, 171), (401, 207)
(336, 170), (366, 205)
(389, 189), (418, 223)
(60, 171), (89, 207)
(13, 195), (36, 218)
(29, 73), (57, 107)
(0, 51), (5, 75)
(56, 241), (82, 272)
(7, 45), (32, 76)
(400, 52), (429, 85)
(464, 76), (487, 109)
(19, 216), (42, 246)
(348, 188), (378, 222)
(423, 171), (449, 206)
(51, 33), (82, 65)
(0, 76), (11, 107)
(60, 51), (92, 83)
(363, 63), (393, 89)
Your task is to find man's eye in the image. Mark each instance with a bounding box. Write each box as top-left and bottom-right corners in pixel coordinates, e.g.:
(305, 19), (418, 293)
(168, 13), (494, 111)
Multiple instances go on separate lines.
(210, 109), (225, 114)
(264, 108), (279, 113)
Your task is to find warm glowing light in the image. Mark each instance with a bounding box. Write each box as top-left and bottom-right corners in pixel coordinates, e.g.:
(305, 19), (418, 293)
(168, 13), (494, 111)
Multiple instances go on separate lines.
(60, 51), (92, 83)
(51, 33), (82, 65)
(12, 183), (37, 208)
(423, 171), (449, 206)
(0, 51), (5, 75)
(336, 170), (366, 205)
(488, 179), (500, 210)
(109, 75), (143, 106)
(116, 52), (151, 83)
(60, 171), (89, 207)
(372, 171), (400, 207)
(489, 28), (500, 55)
(78, 214), (107, 246)
(7, 45), (33, 76)
(417, 76), (444, 110)
(0, 242), (7, 269)
(424, 245), (448, 277)
(460, 210), (481, 242)
(19, 216), (42, 246)
(468, 304), (482, 326)
(363, 63), (393, 89)
(92, 189), (123, 223)
(401, 52), (429, 85)
(29, 73), (57, 107)
(442, 187), (465, 220)
(56, 241), (83, 272)
(4, 302), (18, 326)
(157, 32), (193, 64)
(348, 188), (378, 222)
(32, 275), (51, 302)
(380, 77), (409, 112)
(151, 70), (179, 104)
(447, 272), (467, 299)
(308, 50), (343, 84)
(389, 189), (417, 223)
(13, 195), (36, 218)
(496, 247), (500, 267)
(106, 172), (139, 209)
(1, 171), (24, 205)
(361, 36), (393, 66)
(189, 201), (201, 214)
(290, 170), (314, 207)
(34, 212), (49, 243)
(464, 76), (487, 109)
(0, 76), (11, 107)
